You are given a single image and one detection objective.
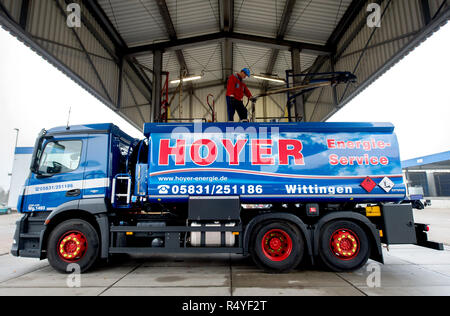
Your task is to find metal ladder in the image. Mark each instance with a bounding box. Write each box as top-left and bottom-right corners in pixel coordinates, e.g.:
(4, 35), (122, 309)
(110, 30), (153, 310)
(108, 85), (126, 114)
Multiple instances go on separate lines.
(111, 174), (132, 208)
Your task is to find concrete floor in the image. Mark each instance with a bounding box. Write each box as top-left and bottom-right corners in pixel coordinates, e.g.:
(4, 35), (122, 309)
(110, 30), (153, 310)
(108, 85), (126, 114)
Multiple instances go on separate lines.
(0, 209), (450, 296)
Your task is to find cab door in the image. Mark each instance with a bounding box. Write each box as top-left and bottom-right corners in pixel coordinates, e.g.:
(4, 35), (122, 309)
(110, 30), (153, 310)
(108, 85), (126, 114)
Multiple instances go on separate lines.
(23, 136), (87, 212)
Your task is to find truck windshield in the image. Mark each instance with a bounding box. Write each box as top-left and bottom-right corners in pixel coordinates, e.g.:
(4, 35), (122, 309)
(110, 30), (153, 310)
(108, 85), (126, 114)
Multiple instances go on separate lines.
(38, 140), (82, 175)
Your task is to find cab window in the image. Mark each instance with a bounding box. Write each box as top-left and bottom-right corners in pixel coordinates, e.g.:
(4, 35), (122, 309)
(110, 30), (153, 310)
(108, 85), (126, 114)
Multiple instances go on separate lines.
(38, 140), (82, 174)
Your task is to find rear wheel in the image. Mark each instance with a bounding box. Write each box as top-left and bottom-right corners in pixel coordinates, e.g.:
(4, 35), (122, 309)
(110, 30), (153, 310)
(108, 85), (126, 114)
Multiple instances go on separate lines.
(252, 222), (304, 272)
(319, 220), (370, 272)
(47, 219), (99, 273)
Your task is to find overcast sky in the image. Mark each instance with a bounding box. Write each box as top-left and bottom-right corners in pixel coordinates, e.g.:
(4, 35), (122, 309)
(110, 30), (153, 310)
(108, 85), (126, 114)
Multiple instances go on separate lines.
(0, 23), (449, 191)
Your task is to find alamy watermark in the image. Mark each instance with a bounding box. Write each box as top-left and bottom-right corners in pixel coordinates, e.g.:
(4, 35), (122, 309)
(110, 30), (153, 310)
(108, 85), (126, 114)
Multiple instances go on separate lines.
(366, 262), (381, 288)
(367, 3), (382, 28)
(66, 3), (81, 28)
(66, 263), (81, 288)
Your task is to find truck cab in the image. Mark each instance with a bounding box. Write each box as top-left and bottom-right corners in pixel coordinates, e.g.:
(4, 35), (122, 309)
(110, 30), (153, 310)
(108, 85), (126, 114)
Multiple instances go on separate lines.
(12, 124), (137, 269)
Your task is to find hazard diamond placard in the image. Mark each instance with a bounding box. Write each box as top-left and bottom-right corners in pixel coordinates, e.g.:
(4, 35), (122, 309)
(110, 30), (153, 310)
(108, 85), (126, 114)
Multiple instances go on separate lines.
(379, 177), (395, 193)
(360, 177), (377, 193)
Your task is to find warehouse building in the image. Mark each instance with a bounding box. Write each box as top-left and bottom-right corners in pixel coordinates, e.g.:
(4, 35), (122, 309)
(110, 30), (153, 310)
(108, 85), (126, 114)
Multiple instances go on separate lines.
(7, 147), (33, 211)
(403, 151), (450, 207)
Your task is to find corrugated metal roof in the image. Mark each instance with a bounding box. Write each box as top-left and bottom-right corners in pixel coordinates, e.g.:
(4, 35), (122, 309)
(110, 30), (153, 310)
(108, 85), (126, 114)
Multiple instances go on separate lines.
(166, 0), (220, 39)
(234, 0), (287, 38)
(2, 0), (448, 128)
(272, 50), (317, 77)
(0, 0), (22, 22)
(333, 0), (424, 117)
(234, 42), (272, 84)
(98, 0), (169, 47)
(183, 42), (223, 81)
(27, 0), (119, 104)
(98, 0), (221, 46)
(285, 0), (353, 45)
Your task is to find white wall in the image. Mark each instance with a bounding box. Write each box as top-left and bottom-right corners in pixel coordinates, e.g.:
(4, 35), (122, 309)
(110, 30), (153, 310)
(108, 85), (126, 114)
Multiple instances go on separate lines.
(7, 148), (33, 210)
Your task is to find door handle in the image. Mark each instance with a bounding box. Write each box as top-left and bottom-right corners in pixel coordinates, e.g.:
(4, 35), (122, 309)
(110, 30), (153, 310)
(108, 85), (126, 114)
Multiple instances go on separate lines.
(66, 189), (81, 197)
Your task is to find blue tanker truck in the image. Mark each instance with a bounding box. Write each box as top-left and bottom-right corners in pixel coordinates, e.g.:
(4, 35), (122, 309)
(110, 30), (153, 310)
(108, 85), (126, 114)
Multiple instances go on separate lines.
(11, 122), (442, 273)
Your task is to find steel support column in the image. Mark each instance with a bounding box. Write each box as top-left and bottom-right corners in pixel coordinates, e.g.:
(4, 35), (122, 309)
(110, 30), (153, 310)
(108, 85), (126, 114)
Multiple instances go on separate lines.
(223, 39), (233, 84)
(221, 0), (234, 85)
(189, 89), (194, 120)
(330, 56), (339, 108)
(117, 57), (124, 110)
(263, 89), (268, 122)
(154, 0), (189, 74)
(291, 48), (305, 122)
(152, 50), (163, 122)
(263, 0), (297, 90)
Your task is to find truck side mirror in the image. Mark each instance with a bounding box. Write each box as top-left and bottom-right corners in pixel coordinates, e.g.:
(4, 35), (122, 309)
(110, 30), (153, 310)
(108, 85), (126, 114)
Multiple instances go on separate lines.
(30, 129), (51, 175)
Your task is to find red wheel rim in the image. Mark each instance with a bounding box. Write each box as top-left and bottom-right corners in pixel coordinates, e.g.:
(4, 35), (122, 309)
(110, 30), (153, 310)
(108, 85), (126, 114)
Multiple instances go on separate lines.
(57, 231), (87, 263)
(329, 229), (360, 261)
(261, 229), (293, 261)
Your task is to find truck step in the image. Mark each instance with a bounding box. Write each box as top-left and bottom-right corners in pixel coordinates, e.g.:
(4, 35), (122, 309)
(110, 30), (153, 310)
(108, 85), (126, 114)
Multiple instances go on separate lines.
(26, 218), (46, 223)
(20, 233), (40, 239)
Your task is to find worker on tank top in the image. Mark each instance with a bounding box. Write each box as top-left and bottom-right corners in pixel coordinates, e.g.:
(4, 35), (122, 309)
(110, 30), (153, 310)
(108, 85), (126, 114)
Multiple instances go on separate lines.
(226, 68), (256, 122)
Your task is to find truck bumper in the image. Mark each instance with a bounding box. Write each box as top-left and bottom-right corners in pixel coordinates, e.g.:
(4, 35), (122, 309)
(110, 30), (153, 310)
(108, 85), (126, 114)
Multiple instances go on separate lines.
(11, 212), (49, 259)
(379, 204), (444, 251)
(10, 225), (19, 257)
(10, 216), (24, 257)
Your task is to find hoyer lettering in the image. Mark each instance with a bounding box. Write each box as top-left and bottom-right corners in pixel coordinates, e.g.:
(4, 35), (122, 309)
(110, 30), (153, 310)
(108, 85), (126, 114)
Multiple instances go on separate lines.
(158, 139), (305, 166)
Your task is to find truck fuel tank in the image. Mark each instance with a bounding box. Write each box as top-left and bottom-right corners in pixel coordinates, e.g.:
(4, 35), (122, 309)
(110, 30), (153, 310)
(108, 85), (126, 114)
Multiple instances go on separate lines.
(190, 222), (236, 247)
(144, 122), (406, 205)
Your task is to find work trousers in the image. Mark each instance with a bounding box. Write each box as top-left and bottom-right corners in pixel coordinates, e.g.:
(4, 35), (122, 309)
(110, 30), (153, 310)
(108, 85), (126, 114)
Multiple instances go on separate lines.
(226, 96), (248, 122)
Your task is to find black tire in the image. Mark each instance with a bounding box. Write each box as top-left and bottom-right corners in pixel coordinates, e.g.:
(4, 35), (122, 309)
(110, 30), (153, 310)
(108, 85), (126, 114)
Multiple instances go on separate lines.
(318, 220), (370, 272)
(251, 221), (304, 273)
(47, 219), (99, 273)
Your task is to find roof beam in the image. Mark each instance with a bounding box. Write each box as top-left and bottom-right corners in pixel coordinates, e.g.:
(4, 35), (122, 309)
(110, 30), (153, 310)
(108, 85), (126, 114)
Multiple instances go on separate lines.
(264, 0), (297, 84)
(326, 0), (368, 48)
(305, 0), (379, 84)
(321, 4), (450, 122)
(82, 0), (153, 95)
(221, 0), (234, 82)
(154, 0), (189, 73)
(125, 31), (331, 56)
(220, 0), (234, 32)
(420, 0), (432, 25)
(81, 0), (127, 54)
(19, 0), (31, 29)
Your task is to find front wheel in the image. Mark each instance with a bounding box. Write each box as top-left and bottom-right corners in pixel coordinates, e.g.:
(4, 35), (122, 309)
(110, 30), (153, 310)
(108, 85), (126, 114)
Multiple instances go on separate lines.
(318, 220), (370, 272)
(47, 219), (99, 273)
(251, 222), (304, 273)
